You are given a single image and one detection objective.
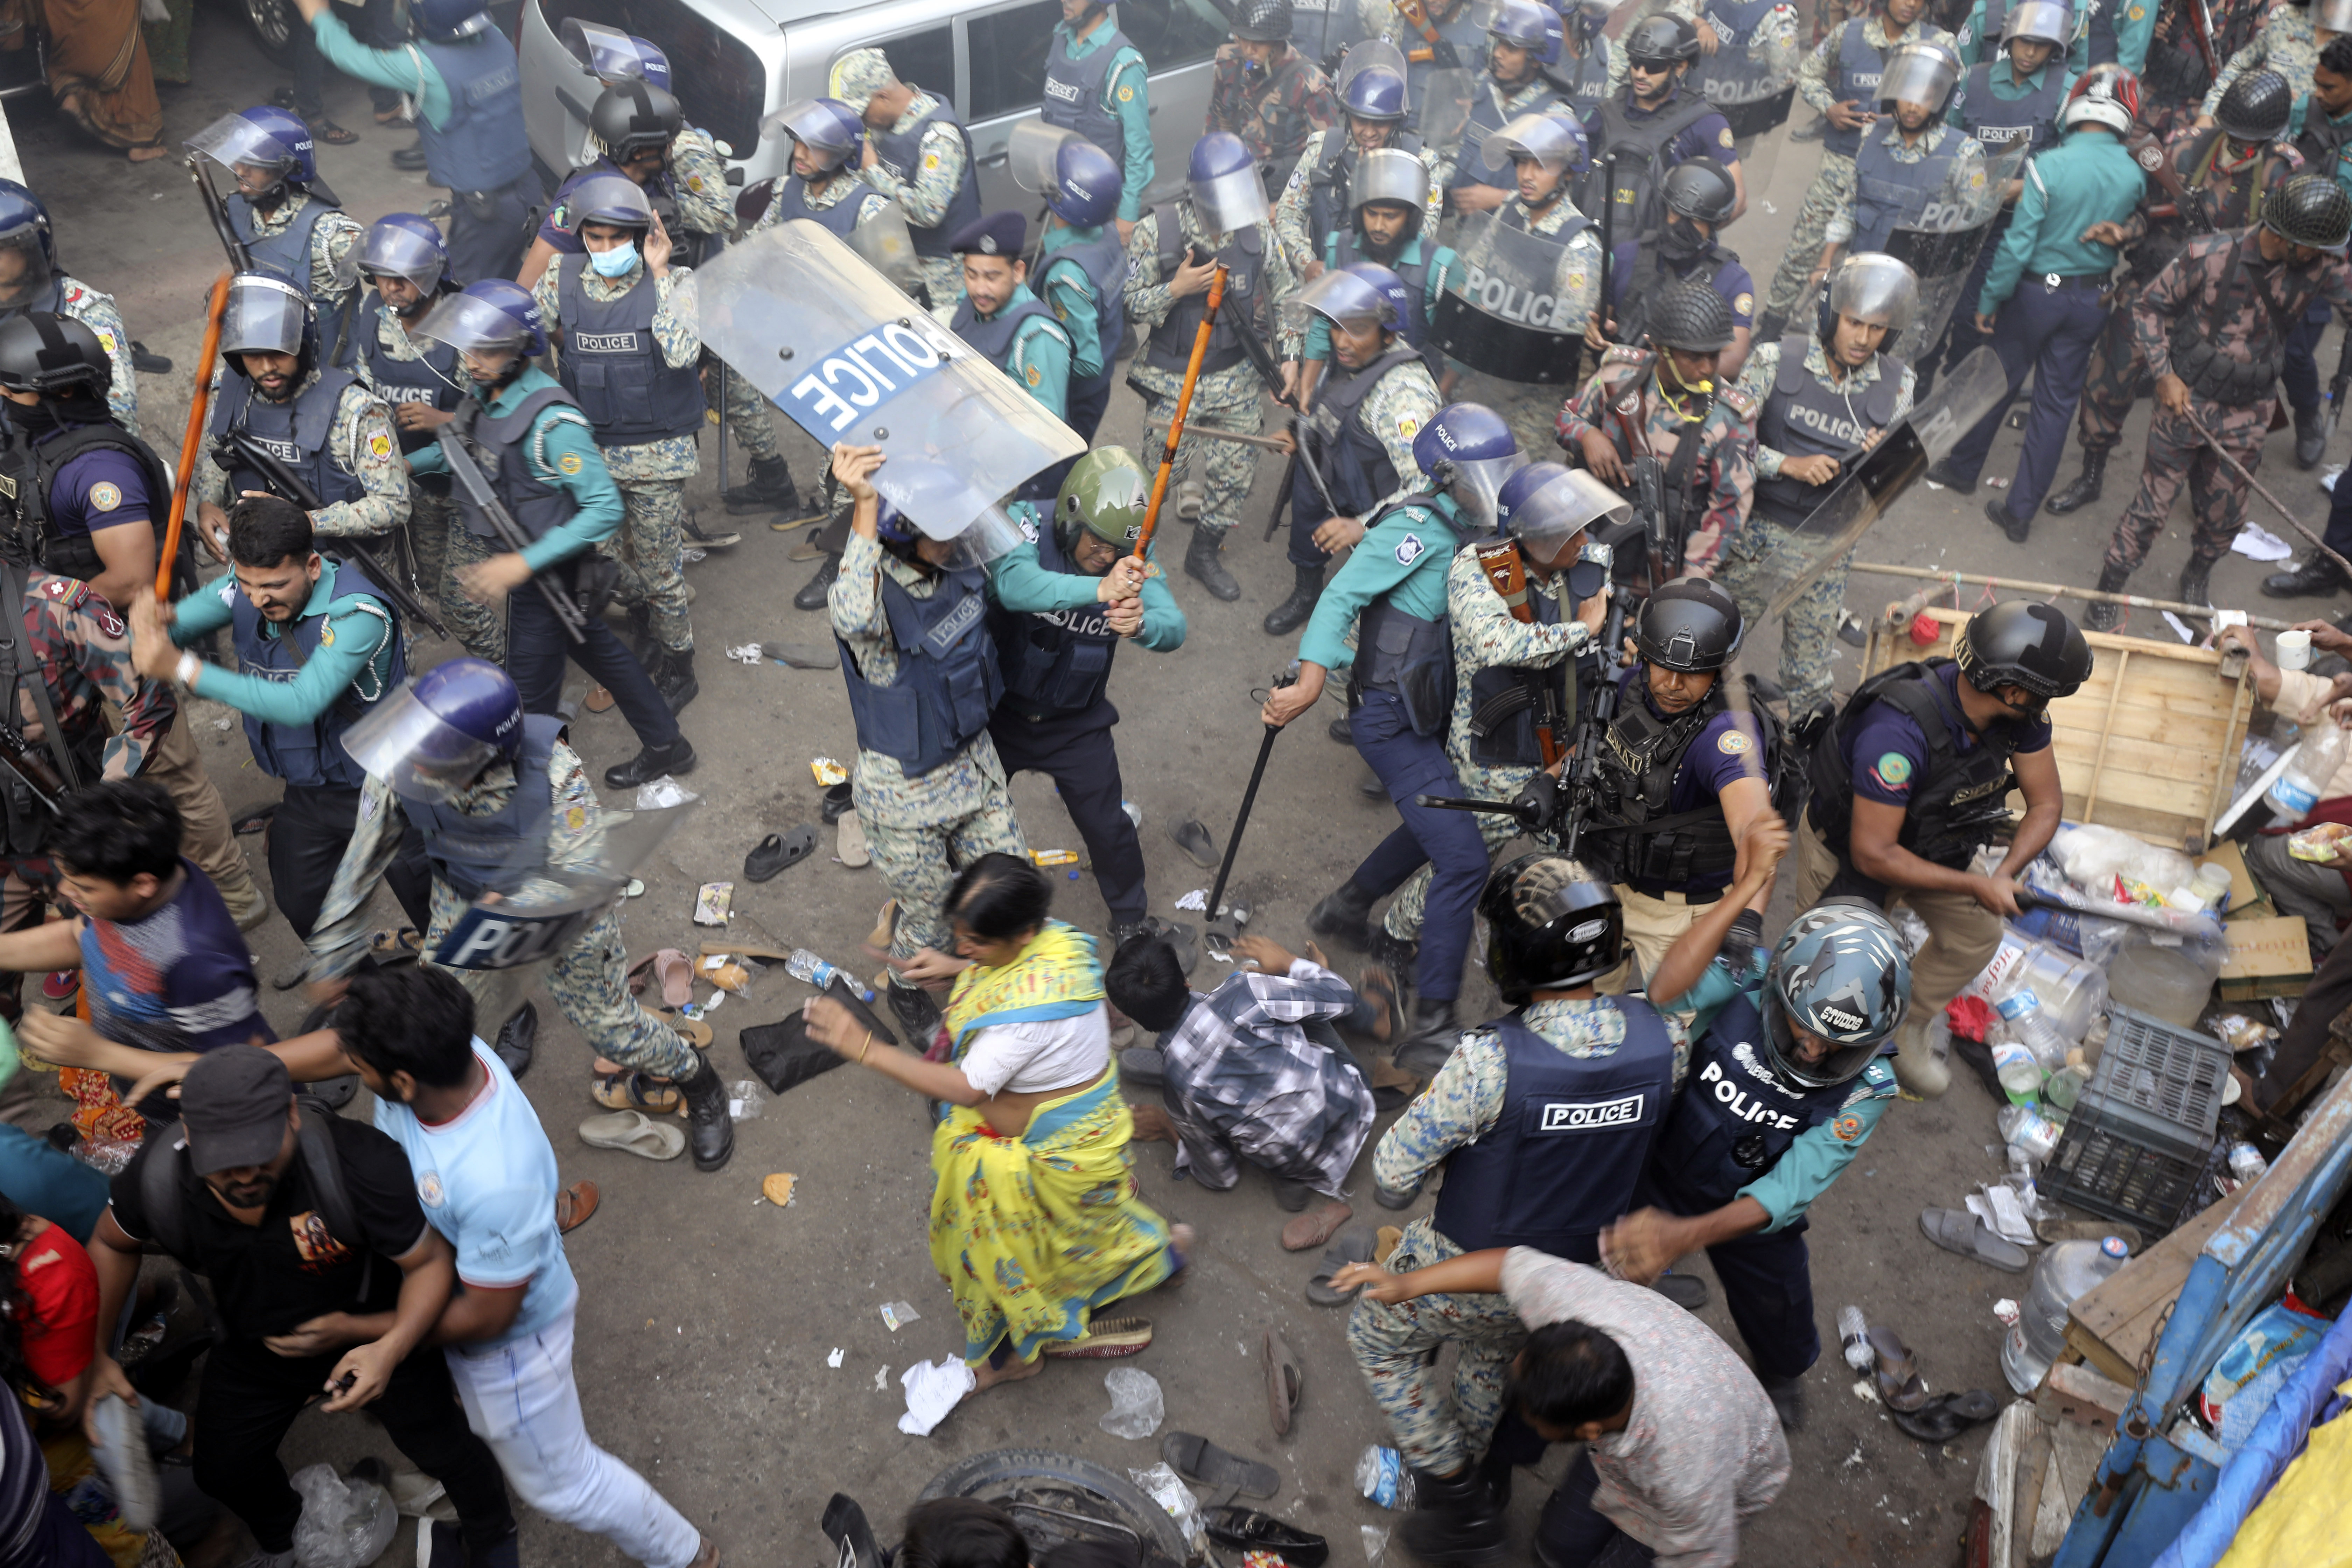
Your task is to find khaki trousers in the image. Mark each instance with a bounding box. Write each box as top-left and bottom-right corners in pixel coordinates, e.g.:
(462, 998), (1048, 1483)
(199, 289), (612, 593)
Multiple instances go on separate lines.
(1795, 816), (2001, 1044)
(1592, 887), (1709, 996)
(135, 712), (255, 904)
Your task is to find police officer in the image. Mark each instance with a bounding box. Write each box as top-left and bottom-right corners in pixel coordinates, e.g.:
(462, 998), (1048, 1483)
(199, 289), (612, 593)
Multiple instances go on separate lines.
(1605, 901), (1909, 1431)
(533, 177), (702, 714)
(288, 0), (538, 287)
(1589, 158), (1758, 381)
(0, 181), (136, 428)
(949, 212), (1075, 427)
(2272, 41), (2352, 594)
(825, 442), (1029, 1048)
(2282, 37), (2352, 469)
(987, 448), (1183, 946)
(1755, 0), (1953, 337)
(1042, 0), (1156, 233)
(196, 274), (408, 573)
(1446, 0), (1569, 214)
(185, 106), (365, 369)
(1558, 281), (1759, 587)
(349, 215), (504, 663)
(1267, 262), (1444, 634)
(1032, 139), (1130, 444)
(1275, 63), (1439, 279)
(2091, 172), (2352, 619)
(405, 278), (690, 791)
(1294, 149), (1459, 390)
(1800, 600), (2085, 1096)
(1671, 0), (1802, 161)
(1338, 854), (1687, 1562)
(130, 497), (430, 947)
(1207, 0), (1340, 195)
(1123, 132), (1303, 602)
(2052, 68), (2301, 514)
(520, 80), (736, 291)
(1581, 579), (1786, 993)
(1583, 17), (1749, 239)
(1362, 0), (1487, 115)
(314, 657), (734, 1170)
(1954, 0), (2118, 73)
(831, 47), (986, 314)
(1721, 254), (1920, 718)
(1272, 402), (1526, 1053)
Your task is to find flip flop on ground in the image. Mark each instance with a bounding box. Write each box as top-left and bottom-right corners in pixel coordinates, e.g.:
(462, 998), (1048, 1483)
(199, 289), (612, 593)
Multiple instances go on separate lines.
(1263, 1329), (1304, 1437)
(1041, 1316), (1154, 1359)
(556, 1180), (599, 1233)
(1162, 1431), (1278, 1507)
(578, 1110), (685, 1161)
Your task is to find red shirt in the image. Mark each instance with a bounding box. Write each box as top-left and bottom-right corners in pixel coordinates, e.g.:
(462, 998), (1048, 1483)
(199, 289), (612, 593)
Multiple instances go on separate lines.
(14, 1222), (98, 1392)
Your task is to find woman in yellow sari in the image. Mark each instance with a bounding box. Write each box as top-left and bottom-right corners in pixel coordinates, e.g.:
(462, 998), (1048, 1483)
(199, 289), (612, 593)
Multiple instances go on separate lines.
(806, 853), (1188, 1397)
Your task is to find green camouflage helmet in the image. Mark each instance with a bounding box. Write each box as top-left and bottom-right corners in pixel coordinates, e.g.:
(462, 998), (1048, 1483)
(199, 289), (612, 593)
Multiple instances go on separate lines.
(1055, 446), (1153, 557)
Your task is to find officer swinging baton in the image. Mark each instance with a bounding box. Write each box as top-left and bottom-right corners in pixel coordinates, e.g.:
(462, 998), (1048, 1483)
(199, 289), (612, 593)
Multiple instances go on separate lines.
(2179, 407), (2352, 583)
(1203, 672), (1294, 939)
(1133, 262), (1230, 563)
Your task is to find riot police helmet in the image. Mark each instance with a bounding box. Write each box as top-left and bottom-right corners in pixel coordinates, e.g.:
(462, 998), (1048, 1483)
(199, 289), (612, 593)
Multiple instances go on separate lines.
(1650, 279), (1736, 351)
(1350, 147), (1430, 223)
(219, 273), (314, 363)
(760, 98), (867, 171)
(2215, 69), (2292, 142)
(1482, 854), (1625, 1002)
(2318, 0), (2352, 34)
(1485, 0), (1564, 64)
(1875, 38), (1962, 115)
(1761, 898), (1911, 1090)
(1342, 63), (1410, 124)
(2059, 63), (2141, 135)
(1283, 262), (1407, 334)
(1956, 599), (2093, 701)
(1622, 14), (1700, 65)
(414, 277), (551, 362)
(1055, 447), (1153, 559)
(1998, 0), (2069, 50)
(1660, 159), (1737, 225)
(1048, 140), (1124, 230)
(2266, 169), (2352, 252)
(1481, 110), (1590, 176)
(412, 0), (492, 42)
(356, 213), (451, 294)
(1826, 252), (1920, 334)
(1497, 462), (1630, 561)
(186, 106), (332, 206)
(1188, 131), (1272, 234)
(1634, 576), (1742, 671)
(568, 174), (658, 236)
(0, 312), (111, 400)
(1232, 0), (1294, 42)
(870, 458), (1029, 573)
(592, 79), (683, 164)
(0, 181), (56, 312)
(1413, 402), (1527, 532)
(341, 658), (526, 803)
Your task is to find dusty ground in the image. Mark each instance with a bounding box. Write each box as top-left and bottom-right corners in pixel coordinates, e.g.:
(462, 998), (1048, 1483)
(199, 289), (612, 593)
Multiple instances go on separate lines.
(13, 9), (2335, 1562)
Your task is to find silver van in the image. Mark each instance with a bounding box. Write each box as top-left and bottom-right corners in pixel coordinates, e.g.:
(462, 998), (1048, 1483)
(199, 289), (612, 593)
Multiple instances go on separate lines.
(516, 0), (1246, 217)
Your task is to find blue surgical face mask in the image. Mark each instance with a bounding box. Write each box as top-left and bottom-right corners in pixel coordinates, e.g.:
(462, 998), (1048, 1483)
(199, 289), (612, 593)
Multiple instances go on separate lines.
(587, 242), (640, 279)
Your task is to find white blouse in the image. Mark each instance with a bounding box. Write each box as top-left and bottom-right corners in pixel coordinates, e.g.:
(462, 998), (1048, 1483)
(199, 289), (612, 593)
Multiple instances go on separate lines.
(958, 1004), (1113, 1097)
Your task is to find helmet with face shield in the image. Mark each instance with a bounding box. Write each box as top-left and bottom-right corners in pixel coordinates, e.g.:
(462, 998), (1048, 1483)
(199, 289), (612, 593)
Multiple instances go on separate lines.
(1826, 252), (1920, 335)
(761, 98), (867, 172)
(0, 181), (55, 313)
(1350, 147), (1430, 233)
(219, 273), (314, 365)
(1761, 898), (1911, 1090)
(1412, 402), (1526, 532)
(414, 278), (550, 362)
(186, 106), (331, 205)
(1283, 262), (1408, 336)
(1480, 110), (1590, 178)
(871, 459), (1028, 573)
(1188, 131), (1271, 234)
(357, 214), (452, 295)
(1485, 0), (1564, 65)
(1496, 461), (1629, 565)
(340, 658), (526, 804)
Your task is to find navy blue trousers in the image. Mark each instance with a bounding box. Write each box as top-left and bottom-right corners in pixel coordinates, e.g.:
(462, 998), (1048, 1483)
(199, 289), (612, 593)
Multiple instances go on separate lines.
(987, 702), (1148, 925)
(2326, 458), (2352, 557)
(1640, 1174), (1821, 1379)
(1347, 690), (1486, 1002)
(1482, 1418), (1655, 1567)
(2283, 300), (2332, 416)
(1944, 275), (2110, 524)
(506, 577), (680, 750)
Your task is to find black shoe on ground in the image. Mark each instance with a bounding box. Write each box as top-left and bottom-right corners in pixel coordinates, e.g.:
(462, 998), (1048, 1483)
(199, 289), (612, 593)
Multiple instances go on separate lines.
(1263, 563), (1323, 634)
(888, 982), (941, 1048)
(2297, 405), (2328, 470)
(653, 647), (699, 715)
(1925, 458), (1975, 496)
(794, 555), (840, 611)
(1984, 496), (2030, 544)
(678, 1056), (735, 1172)
(1185, 524), (1241, 601)
(2264, 553), (2350, 597)
(1393, 998), (1460, 1077)
(724, 454), (800, 515)
(1395, 1469), (1508, 1566)
(2086, 561), (2130, 631)
(391, 144), (426, 170)
(493, 1001), (538, 1079)
(820, 779), (854, 822)
(2179, 555), (2218, 608)
(1758, 1371), (1806, 1430)
(603, 737), (697, 790)
(1309, 880), (1376, 950)
(2046, 448), (2107, 514)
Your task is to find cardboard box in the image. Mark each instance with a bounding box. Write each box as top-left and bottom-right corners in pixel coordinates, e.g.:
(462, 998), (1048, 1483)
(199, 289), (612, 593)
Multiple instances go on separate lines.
(2218, 915), (2315, 1002)
(2198, 841), (2274, 922)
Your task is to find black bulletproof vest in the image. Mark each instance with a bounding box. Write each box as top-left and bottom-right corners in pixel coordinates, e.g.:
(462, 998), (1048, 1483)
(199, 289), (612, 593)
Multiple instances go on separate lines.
(988, 523), (1121, 721)
(358, 293), (463, 495)
(1752, 335), (1905, 527)
(949, 294), (1066, 375)
(1584, 668), (1737, 889)
(0, 418), (174, 583)
(1582, 88), (1717, 240)
(211, 368), (367, 510)
(1310, 345), (1423, 518)
(1615, 241), (1736, 355)
(1350, 493), (1463, 736)
(447, 387), (580, 545)
(1806, 658), (2022, 868)
(1330, 229), (1444, 378)
(1465, 575), (1573, 768)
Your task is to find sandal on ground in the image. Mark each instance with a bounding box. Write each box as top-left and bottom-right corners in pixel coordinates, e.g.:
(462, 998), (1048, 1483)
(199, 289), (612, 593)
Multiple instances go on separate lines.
(556, 1180), (599, 1233)
(771, 642), (838, 670)
(1356, 966), (1401, 1045)
(1868, 1324), (1931, 1412)
(1168, 818), (1218, 870)
(746, 825), (817, 882)
(1920, 1207), (2029, 1273)
(233, 808), (274, 836)
(1264, 1328), (1304, 1437)
(1162, 1430), (1278, 1507)
(584, 685), (616, 713)
(659, 1011), (713, 1050)
(369, 926), (423, 962)
(593, 1070), (681, 1114)
(308, 117), (359, 144)
(652, 948), (694, 1008)
(1890, 1388), (2002, 1442)
(863, 899), (900, 960)
(821, 780), (855, 822)
(1281, 1199), (1354, 1252)
(837, 811), (871, 868)
(1042, 1316), (1154, 1359)
(1651, 1272), (1707, 1310)
(1306, 1226), (1376, 1308)
(1206, 1507), (1328, 1567)
(40, 970), (77, 1002)
(578, 1110), (685, 1161)
(1374, 1225), (1402, 1266)
(1367, 1055), (1420, 1112)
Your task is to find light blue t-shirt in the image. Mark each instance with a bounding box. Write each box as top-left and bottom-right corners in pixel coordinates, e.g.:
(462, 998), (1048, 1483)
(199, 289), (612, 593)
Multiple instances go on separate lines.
(372, 1042), (576, 1345)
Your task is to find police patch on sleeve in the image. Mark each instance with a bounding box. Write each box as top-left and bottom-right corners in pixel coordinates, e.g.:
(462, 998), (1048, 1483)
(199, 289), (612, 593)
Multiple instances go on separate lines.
(1830, 1111), (1865, 1142)
(1024, 362), (1043, 386)
(368, 431), (393, 460)
(1734, 291), (1754, 317)
(1396, 413), (1421, 440)
(1717, 729), (1752, 755)
(1871, 751), (1913, 790)
(318, 624), (335, 647)
(1718, 126), (1736, 148)
(924, 153), (941, 171)
(1118, 85), (1135, 102)
(87, 481), (121, 512)
(96, 330), (118, 355)
(1395, 532), (1425, 565)
(558, 451), (585, 475)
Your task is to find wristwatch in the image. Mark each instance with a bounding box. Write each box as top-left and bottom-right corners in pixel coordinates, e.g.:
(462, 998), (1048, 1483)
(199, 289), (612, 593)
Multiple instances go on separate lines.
(174, 650), (202, 691)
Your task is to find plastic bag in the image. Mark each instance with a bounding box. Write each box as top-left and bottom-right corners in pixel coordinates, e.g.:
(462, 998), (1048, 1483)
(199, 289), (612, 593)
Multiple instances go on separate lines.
(1099, 1366), (1164, 1438)
(634, 776), (700, 809)
(290, 1463), (397, 1568)
(1126, 1461), (1208, 1552)
(1356, 1445), (1418, 1508)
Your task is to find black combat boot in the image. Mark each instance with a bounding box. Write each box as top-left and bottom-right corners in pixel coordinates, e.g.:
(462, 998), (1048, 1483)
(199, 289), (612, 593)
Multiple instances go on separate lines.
(678, 1056), (735, 1172)
(2179, 552), (2220, 608)
(1984, 496), (2029, 545)
(1185, 524), (1241, 601)
(654, 646), (699, 714)
(1329, 716), (1355, 743)
(1263, 564), (1322, 634)
(2264, 553), (2350, 598)
(2085, 561), (2131, 632)
(2046, 448), (2107, 514)
(794, 554), (840, 611)
(1395, 1467), (1507, 1566)
(1394, 997), (1460, 1077)
(723, 454), (799, 515)
(2296, 404), (2328, 470)
(603, 737), (698, 791)
(1308, 880), (1377, 950)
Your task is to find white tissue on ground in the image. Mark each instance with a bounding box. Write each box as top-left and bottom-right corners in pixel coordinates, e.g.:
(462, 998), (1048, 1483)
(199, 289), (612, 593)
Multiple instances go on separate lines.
(898, 1356), (974, 1436)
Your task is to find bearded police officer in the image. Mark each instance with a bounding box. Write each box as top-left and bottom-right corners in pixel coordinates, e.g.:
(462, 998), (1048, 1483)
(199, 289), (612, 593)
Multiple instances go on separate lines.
(831, 47), (986, 314)
(0, 181), (137, 428)
(1029, 139), (1130, 444)
(1583, 17), (1749, 237)
(1342, 855), (1687, 1563)
(1295, 149), (1458, 390)
(1275, 61), (1441, 279)
(1274, 403), (1527, 1054)
(1799, 601), (2085, 1097)
(1123, 132), (1302, 602)
(1042, 0), (1156, 232)
(1721, 255), (1920, 718)
(186, 107), (366, 369)
(1447, 0), (1569, 214)
(949, 212), (1075, 428)
(1207, 0), (1340, 194)
(987, 449), (1183, 946)
(1588, 159), (1757, 381)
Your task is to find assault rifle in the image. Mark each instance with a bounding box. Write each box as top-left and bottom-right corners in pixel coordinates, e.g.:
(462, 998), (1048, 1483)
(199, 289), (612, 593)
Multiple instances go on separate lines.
(1394, 0), (1463, 68)
(431, 427), (594, 645)
(1469, 540), (1567, 768)
(0, 721), (67, 816)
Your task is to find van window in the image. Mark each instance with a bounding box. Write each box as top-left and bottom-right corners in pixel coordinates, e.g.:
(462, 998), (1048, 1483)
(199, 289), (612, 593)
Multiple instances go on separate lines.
(964, 0), (1065, 121)
(867, 27), (955, 102)
(540, 0), (767, 152)
(1114, 0), (1230, 72)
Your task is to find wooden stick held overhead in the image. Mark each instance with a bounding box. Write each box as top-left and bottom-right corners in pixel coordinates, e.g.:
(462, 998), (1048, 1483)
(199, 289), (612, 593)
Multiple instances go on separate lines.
(161, 271), (231, 597)
(1132, 262), (1228, 564)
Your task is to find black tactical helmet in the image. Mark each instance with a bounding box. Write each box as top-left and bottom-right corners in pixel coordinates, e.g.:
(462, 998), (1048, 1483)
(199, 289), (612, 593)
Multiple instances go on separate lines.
(1481, 854), (1624, 1003)
(2215, 68), (2293, 143)
(1231, 0), (1293, 42)
(1622, 14), (1699, 64)
(1634, 576), (1742, 671)
(2266, 170), (2352, 253)
(1957, 600), (2093, 701)
(591, 78), (684, 163)
(1660, 159), (1737, 225)
(0, 311), (111, 399)
(1650, 280), (1735, 351)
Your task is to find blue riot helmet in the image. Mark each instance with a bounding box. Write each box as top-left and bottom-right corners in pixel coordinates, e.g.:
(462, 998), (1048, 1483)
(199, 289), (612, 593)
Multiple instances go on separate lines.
(414, 277), (550, 364)
(1049, 139), (1124, 230)
(569, 174), (656, 235)
(356, 213), (451, 298)
(186, 106), (334, 206)
(1342, 64), (1409, 124)
(1188, 131), (1270, 234)
(761, 97), (867, 172)
(1482, 108), (1589, 177)
(412, 0), (492, 42)
(870, 458), (1029, 573)
(627, 36), (673, 91)
(0, 180), (55, 310)
(1413, 402), (1526, 532)
(341, 657), (526, 802)
(219, 273), (314, 377)
(1485, 0), (1564, 66)
(1560, 0), (1618, 40)
(1496, 461), (1629, 561)
(1282, 262), (1405, 335)
(1762, 899), (1911, 1090)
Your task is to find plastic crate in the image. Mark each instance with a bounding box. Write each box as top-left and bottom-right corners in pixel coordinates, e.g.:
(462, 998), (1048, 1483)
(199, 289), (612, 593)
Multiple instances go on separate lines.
(2043, 1120), (2218, 1237)
(2070, 1005), (2232, 1162)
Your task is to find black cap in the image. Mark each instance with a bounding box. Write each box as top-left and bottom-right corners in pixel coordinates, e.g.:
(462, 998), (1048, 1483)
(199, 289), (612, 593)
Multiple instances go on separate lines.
(181, 1044), (292, 1174)
(948, 210), (1027, 258)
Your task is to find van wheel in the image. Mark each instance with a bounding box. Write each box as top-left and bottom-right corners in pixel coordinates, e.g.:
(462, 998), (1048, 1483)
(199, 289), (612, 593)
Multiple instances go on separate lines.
(242, 0), (299, 66)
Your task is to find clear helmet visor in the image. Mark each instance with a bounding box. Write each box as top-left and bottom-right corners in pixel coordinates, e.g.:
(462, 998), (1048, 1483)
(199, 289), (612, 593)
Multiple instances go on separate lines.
(339, 686), (509, 804)
(1336, 38), (1412, 111)
(879, 462), (1028, 570)
(1876, 47), (1959, 111)
(1507, 467), (1630, 556)
(760, 99), (859, 165)
(412, 290), (533, 358)
(561, 18), (638, 80)
(0, 230), (53, 310)
(1827, 253), (1920, 333)
(1009, 120), (1083, 197)
(1350, 147), (1429, 213)
(357, 224), (447, 291)
(185, 112), (302, 175)
(2001, 0), (2069, 47)
(220, 275), (310, 358)
(1480, 114), (1576, 175)
(1281, 267), (1391, 333)
(1190, 164), (1271, 235)
(567, 174), (654, 231)
(1444, 451), (1530, 532)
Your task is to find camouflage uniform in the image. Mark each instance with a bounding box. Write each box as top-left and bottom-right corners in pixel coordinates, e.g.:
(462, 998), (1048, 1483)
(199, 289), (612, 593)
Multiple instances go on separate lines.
(666, 123), (783, 471)
(244, 192), (366, 357)
(1347, 997), (1690, 1473)
(193, 373), (408, 540)
(1272, 128), (1450, 278)
(857, 90), (979, 310)
(1452, 195), (1605, 459)
(304, 738), (698, 1080)
(2105, 230), (2352, 576)
(1556, 343), (1759, 573)
(1207, 43), (1340, 180)
(2202, 4), (2318, 118)
(531, 260), (700, 654)
(2142, 0), (2269, 140)
(1756, 14), (1954, 338)
(1380, 546), (1588, 946)
(829, 530), (1026, 963)
(351, 306), (505, 662)
(52, 278), (138, 430)
(1449, 76), (1578, 199)
(1123, 201), (1303, 538)
(2076, 131), (2301, 458)
(1718, 335), (1914, 713)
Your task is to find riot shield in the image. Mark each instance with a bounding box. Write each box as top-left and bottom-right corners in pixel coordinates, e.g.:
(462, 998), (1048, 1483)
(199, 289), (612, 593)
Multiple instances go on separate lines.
(698, 222), (1085, 533)
(1416, 67), (1477, 158)
(1882, 144), (2023, 363)
(1429, 210), (1592, 383)
(1008, 119), (1080, 198)
(1698, 11), (1798, 166)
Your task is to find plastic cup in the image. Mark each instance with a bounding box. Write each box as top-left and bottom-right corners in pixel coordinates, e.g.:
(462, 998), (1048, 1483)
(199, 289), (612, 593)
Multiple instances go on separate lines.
(2278, 629), (2312, 672)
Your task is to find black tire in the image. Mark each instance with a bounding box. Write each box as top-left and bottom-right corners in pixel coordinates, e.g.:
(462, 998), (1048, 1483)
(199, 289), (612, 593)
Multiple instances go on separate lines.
(915, 1449), (1193, 1568)
(242, 0), (300, 67)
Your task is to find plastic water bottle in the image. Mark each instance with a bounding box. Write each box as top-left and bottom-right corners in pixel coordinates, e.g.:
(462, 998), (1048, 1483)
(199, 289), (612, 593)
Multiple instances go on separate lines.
(1996, 990), (2072, 1072)
(2002, 1237), (2130, 1393)
(1837, 1305), (1873, 1371)
(786, 948), (875, 1004)
(1998, 1102), (2063, 1162)
(1990, 1035), (2046, 1105)
(2265, 718), (2350, 823)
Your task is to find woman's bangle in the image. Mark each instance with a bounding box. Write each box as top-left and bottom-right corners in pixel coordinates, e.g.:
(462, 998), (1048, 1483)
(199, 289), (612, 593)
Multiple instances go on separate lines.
(860, 1030), (875, 1065)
